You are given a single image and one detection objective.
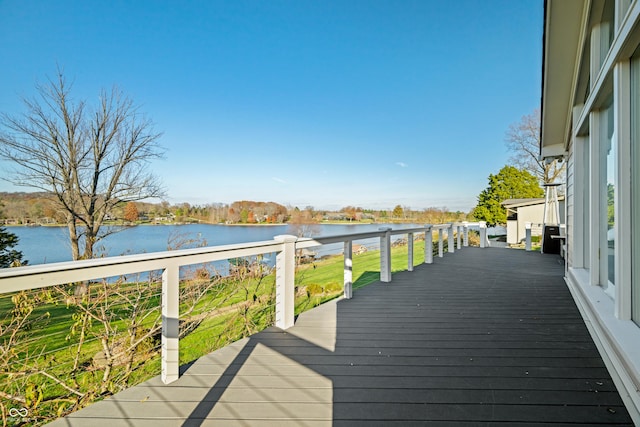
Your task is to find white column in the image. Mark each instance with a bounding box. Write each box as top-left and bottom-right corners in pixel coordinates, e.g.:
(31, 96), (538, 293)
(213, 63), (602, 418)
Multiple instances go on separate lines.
(344, 240), (353, 299)
(615, 60), (632, 319)
(525, 222), (532, 251)
(438, 228), (444, 257)
(407, 232), (414, 272)
(162, 263), (180, 384)
(589, 111), (601, 286)
(447, 223), (455, 254)
(379, 227), (392, 282)
(425, 226), (433, 264)
(479, 221), (487, 248)
(457, 225), (462, 249)
(275, 235), (297, 329)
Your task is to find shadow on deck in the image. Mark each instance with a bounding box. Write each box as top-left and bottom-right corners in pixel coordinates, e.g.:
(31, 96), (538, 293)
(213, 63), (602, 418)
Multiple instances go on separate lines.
(50, 247), (634, 426)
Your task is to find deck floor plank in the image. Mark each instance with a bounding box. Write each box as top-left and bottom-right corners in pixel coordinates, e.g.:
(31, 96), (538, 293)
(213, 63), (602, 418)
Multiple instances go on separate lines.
(49, 248), (634, 426)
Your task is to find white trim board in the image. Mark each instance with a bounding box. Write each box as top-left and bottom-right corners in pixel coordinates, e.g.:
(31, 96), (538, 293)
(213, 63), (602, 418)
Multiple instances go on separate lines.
(566, 267), (640, 424)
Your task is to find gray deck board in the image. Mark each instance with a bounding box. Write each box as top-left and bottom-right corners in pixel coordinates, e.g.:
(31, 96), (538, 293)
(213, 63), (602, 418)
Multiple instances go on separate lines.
(49, 247), (634, 426)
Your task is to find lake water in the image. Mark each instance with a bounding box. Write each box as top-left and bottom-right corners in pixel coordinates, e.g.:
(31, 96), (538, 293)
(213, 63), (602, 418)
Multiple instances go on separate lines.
(10, 223), (422, 266)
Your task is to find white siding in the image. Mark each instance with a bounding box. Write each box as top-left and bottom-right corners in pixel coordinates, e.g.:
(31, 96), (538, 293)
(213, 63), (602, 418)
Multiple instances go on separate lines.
(566, 140), (575, 268)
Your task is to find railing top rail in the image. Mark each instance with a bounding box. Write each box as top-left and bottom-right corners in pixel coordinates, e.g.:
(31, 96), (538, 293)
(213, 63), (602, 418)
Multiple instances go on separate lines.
(0, 239), (284, 294)
(0, 238), (282, 278)
(295, 225), (444, 249)
(430, 223), (450, 230)
(389, 226), (431, 235)
(295, 231), (386, 249)
(0, 222), (485, 294)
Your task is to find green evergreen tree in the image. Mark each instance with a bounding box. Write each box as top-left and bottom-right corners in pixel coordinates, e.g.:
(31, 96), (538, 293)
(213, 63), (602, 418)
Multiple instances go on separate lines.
(0, 226), (25, 267)
(472, 165), (544, 225)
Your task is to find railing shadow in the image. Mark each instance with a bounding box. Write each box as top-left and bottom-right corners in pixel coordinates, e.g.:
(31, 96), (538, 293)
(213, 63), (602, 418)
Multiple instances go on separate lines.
(352, 271), (379, 289)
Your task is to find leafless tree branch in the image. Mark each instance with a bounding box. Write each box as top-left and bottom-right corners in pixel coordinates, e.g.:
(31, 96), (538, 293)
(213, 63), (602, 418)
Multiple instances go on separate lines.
(0, 69), (165, 260)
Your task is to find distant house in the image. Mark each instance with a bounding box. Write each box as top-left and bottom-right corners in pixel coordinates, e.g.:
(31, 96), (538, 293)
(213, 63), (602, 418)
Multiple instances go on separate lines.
(502, 198), (565, 245)
(352, 244), (368, 255)
(542, 1), (640, 420)
(154, 213), (176, 223)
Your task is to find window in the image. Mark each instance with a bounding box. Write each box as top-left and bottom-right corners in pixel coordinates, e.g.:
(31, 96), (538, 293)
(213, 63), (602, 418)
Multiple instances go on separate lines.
(604, 100), (615, 287)
(583, 137), (590, 269)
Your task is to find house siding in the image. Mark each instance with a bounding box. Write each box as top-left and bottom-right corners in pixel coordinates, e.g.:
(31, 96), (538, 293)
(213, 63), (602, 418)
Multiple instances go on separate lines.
(566, 141), (575, 268)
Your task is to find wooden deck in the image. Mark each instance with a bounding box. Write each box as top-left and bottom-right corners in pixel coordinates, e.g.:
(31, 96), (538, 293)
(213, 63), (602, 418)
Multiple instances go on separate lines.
(50, 247), (634, 426)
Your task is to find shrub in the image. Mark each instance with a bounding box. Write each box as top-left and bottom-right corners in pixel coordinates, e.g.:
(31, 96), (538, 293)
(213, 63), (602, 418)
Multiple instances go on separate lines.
(305, 283), (324, 296)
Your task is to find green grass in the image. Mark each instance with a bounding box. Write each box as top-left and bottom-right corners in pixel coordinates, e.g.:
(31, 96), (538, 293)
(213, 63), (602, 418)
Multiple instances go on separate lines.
(297, 238), (428, 289)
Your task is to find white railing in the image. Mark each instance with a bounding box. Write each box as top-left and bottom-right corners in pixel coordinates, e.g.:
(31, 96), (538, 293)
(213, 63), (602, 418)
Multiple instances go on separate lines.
(0, 222), (486, 384)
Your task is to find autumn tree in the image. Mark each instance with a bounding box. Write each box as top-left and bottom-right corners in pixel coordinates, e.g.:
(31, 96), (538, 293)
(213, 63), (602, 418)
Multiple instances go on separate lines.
(472, 165), (543, 225)
(123, 202), (139, 223)
(505, 109), (564, 185)
(341, 206), (358, 221)
(0, 70), (164, 260)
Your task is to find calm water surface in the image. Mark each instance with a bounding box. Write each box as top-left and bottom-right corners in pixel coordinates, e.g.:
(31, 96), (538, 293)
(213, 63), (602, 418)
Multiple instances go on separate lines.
(11, 223), (420, 265)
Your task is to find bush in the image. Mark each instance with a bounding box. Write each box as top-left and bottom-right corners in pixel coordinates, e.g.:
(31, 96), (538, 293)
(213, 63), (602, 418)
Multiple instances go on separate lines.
(466, 230), (481, 247)
(324, 282), (343, 293)
(305, 283), (324, 296)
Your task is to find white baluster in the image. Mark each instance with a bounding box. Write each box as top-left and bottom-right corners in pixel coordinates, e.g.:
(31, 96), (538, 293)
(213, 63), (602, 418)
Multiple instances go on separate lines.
(463, 221), (469, 246)
(162, 264), (179, 384)
(344, 240), (353, 298)
(408, 232), (414, 272)
(425, 225), (433, 264)
(379, 227), (392, 282)
(480, 221), (488, 248)
(275, 235), (297, 329)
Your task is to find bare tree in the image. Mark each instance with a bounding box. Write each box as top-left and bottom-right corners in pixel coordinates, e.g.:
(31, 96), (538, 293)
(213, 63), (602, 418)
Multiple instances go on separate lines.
(289, 207), (319, 238)
(505, 109), (564, 185)
(0, 70), (164, 260)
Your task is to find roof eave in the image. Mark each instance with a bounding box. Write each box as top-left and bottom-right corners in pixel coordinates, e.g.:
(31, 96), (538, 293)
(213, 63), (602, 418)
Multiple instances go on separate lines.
(540, 0), (589, 159)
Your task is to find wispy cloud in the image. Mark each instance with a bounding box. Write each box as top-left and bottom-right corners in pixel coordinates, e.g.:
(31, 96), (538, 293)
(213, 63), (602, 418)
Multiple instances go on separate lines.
(272, 177), (287, 184)
(395, 162), (408, 168)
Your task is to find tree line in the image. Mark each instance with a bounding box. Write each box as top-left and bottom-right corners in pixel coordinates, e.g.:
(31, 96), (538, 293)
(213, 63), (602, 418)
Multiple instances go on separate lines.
(0, 192), (470, 227)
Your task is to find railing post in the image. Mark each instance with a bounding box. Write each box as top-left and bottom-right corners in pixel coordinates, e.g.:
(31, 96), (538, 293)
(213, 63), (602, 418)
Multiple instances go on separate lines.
(379, 227), (392, 282)
(479, 221), (488, 248)
(463, 221), (469, 246)
(457, 225), (462, 249)
(162, 264), (179, 384)
(407, 232), (414, 272)
(275, 235), (297, 329)
(425, 225), (433, 264)
(525, 222), (532, 251)
(447, 223), (455, 254)
(438, 227), (444, 257)
(344, 240), (353, 299)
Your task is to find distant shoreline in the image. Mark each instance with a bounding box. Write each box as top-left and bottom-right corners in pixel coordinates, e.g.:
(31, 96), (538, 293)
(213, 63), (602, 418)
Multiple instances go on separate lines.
(3, 220), (391, 228)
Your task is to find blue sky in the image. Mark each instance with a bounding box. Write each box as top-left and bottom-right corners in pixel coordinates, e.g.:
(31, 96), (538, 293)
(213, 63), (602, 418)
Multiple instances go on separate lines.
(0, 0), (542, 212)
